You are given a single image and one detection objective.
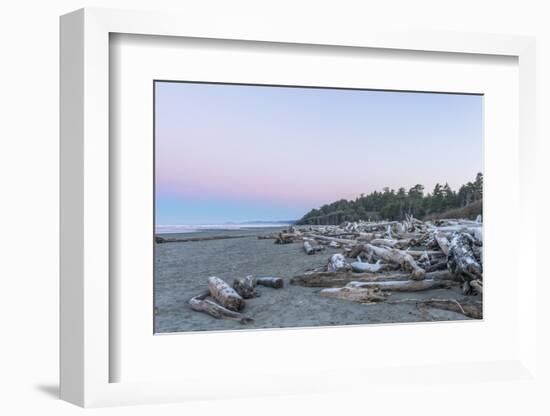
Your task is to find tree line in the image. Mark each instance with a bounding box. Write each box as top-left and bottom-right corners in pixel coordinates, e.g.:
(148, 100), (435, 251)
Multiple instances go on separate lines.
(296, 172), (483, 225)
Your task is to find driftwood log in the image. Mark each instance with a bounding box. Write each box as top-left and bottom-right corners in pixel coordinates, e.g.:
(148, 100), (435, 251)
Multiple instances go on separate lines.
(208, 276), (245, 311)
(365, 244), (426, 280)
(305, 233), (357, 246)
(350, 258), (384, 273)
(344, 279), (453, 292)
(290, 270), (452, 288)
(303, 240), (324, 255)
(233, 275), (258, 299)
(434, 232), (450, 256)
(320, 286), (387, 303)
(401, 250), (444, 258)
(369, 238), (411, 249)
(327, 253), (349, 272)
(189, 291), (253, 323)
(256, 277), (284, 288)
(447, 232), (482, 281)
(357, 232), (377, 241)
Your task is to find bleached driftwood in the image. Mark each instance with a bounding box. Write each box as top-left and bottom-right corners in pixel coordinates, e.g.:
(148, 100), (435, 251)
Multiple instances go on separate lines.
(345, 279), (453, 292)
(435, 224), (482, 234)
(471, 227), (483, 244)
(320, 286), (387, 303)
(472, 244), (483, 264)
(290, 270), (452, 288)
(208, 276), (245, 311)
(369, 238), (411, 249)
(305, 233), (357, 245)
(363, 221), (399, 231)
(434, 232), (450, 256)
(366, 244), (426, 280)
(469, 279), (483, 295)
(447, 232), (482, 282)
(303, 240), (324, 255)
(357, 232), (377, 241)
(303, 240), (314, 254)
(394, 222), (406, 235)
(350, 258), (385, 273)
(232, 275), (258, 299)
(327, 253), (350, 272)
(256, 277), (284, 289)
(189, 291), (253, 323)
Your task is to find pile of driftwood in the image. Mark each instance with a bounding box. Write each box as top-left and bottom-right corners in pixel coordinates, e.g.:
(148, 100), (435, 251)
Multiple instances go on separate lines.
(189, 275), (284, 323)
(285, 215), (483, 319)
(189, 216), (482, 323)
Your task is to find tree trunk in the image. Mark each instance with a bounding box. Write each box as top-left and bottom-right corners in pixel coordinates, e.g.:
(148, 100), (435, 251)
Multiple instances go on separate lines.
(189, 291), (253, 323)
(208, 276), (245, 311)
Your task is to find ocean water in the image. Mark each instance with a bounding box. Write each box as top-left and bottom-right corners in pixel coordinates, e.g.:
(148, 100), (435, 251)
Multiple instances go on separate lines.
(155, 222), (293, 234)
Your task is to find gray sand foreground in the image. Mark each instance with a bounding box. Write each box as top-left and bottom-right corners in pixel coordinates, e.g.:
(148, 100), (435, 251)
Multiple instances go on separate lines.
(154, 227), (479, 333)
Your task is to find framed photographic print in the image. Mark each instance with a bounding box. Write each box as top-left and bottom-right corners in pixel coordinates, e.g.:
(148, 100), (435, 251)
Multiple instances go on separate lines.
(153, 80), (484, 334)
(60, 8), (538, 408)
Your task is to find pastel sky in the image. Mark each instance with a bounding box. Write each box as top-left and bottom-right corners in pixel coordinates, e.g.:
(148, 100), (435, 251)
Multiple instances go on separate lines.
(155, 82), (482, 225)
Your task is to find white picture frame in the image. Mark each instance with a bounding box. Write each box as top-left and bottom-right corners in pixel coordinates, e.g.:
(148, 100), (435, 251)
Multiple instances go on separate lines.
(60, 7), (537, 408)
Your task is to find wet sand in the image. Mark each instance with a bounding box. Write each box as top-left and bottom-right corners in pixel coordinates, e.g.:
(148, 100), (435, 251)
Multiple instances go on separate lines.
(154, 227), (477, 333)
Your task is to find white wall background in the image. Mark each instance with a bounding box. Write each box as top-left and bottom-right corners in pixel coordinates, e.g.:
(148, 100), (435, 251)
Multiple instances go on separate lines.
(0, 0), (548, 414)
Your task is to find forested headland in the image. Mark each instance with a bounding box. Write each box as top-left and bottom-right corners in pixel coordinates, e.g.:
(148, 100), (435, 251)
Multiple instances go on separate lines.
(296, 173), (483, 225)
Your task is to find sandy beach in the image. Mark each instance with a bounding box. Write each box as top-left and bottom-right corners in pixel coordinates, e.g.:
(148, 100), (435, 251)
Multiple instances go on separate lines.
(154, 227), (477, 333)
